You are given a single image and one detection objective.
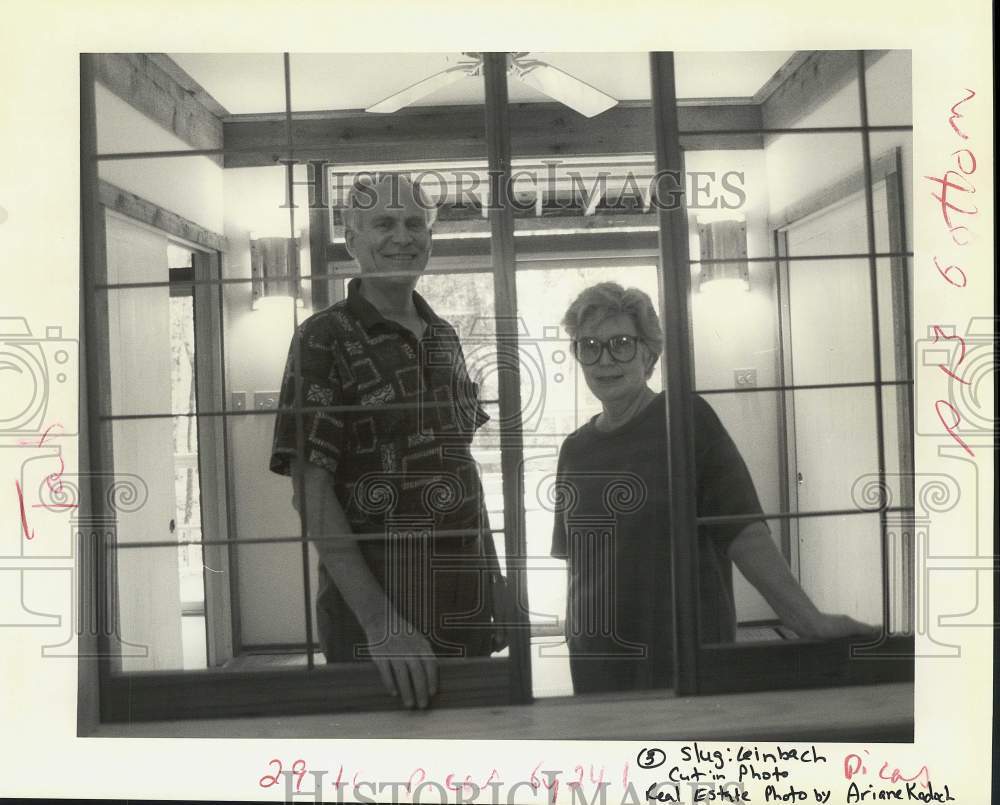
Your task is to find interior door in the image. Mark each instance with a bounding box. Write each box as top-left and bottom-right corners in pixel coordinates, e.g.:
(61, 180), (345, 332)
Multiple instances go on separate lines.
(781, 185), (890, 626)
(105, 211), (184, 671)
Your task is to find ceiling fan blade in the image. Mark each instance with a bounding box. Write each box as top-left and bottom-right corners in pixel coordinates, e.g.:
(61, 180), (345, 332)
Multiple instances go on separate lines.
(366, 64), (473, 114)
(513, 61), (618, 118)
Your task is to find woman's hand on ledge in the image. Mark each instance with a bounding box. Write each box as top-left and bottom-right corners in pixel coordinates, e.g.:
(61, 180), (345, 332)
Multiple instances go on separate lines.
(793, 612), (882, 641)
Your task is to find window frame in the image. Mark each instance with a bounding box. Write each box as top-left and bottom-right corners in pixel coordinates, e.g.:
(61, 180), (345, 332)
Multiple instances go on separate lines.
(79, 49), (915, 727)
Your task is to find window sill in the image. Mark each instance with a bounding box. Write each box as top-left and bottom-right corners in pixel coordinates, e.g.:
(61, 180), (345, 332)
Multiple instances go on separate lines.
(90, 681), (912, 742)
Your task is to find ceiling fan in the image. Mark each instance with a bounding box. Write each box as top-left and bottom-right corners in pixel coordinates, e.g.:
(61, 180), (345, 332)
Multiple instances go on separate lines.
(365, 52), (618, 118)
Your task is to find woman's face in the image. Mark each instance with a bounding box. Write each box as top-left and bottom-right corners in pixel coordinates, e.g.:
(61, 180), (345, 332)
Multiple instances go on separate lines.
(575, 312), (652, 406)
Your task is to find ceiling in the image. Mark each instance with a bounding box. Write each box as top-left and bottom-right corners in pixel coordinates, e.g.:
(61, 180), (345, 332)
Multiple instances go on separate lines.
(168, 51), (794, 116)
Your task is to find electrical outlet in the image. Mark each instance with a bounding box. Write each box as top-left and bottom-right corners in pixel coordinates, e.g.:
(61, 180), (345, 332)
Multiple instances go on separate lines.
(254, 391), (280, 411)
(230, 392), (247, 411)
(734, 368), (757, 388)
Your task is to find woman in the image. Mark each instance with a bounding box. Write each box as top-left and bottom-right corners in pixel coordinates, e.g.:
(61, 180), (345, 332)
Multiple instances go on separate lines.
(550, 282), (875, 694)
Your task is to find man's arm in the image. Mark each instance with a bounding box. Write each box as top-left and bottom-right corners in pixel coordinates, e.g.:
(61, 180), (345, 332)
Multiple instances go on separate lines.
(293, 461), (438, 708)
(726, 521), (879, 640)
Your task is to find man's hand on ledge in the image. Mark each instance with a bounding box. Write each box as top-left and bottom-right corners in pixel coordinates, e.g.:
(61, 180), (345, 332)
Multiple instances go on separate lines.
(367, 625), (438, 710)
(793, 612), (882, 641)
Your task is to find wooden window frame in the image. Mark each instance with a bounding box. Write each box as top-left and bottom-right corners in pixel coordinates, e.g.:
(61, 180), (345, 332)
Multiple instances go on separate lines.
(80, 50), (914, 728)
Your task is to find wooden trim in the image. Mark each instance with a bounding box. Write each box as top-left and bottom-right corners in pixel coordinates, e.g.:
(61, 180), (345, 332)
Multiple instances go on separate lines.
(650, 52), (700, 696)
(773, 230), (797, 566)
(329, 229), (659, 264)
(484, 52), (534, 707)
(146, 54), (230, 119)
(222, 101), (762, 168)
(753, 52), (813, 105)
(92, 53), (224, 166)
(102, 657), (511, 721)
(697, 636), (914, 697)
(884, 149), (914, 634)
(193, 251), (234, 667)
(98, 180), (227, 253)
(78, 52), (104, 737)
(761, 50), (890, 130)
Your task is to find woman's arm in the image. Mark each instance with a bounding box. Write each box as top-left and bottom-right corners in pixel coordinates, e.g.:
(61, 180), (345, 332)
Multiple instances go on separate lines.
(726, 521), (879, 640)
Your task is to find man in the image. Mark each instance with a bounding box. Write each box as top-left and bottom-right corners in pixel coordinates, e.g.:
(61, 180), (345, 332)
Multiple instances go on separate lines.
(270, 174), (505, 709)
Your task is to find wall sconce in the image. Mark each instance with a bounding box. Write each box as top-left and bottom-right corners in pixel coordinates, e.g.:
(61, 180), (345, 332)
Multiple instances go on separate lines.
(250, 232), (302, 310)
(697, 219), (750, 294)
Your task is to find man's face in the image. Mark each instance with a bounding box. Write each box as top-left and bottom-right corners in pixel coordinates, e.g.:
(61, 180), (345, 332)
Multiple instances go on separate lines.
(345, 179), (432, 284)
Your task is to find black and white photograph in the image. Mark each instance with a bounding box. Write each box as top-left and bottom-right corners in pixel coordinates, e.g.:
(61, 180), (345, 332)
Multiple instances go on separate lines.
(79, 47), (916, 731)
(0, 2), (994, 803)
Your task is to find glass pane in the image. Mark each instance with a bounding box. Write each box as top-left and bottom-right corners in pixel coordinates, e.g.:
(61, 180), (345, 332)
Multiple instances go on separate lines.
(690, 253), (779, 392)
(227, 411), (314, 651)
(790, 386), (880, 512)
(514, 265), (663, 444)
(686, 149), (765, 262)
(732, 518), (796, 641)
(291, 53), (486, 112)
(168, 53), (286, 117)
(676, 51), (795, 101)
(864, 50), (912, 127)
(507, 52), (656, 273)
(414, 272), (498, 400)
(110, 420), (207, 672)
(676, 50), (861, 129)
(767, 133), (867, 257)
(784, 258), (876, 385)
(797, 513), (884, 628)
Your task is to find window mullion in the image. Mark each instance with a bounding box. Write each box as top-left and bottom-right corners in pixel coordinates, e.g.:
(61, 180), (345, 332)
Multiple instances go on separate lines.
(650, 52), (701, 695)
(483, 51), (533, 705)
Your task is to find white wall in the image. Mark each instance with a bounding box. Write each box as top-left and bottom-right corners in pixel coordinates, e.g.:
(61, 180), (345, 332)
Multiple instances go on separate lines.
(96, 84), (224, 235)
(222, 165), (319, 647)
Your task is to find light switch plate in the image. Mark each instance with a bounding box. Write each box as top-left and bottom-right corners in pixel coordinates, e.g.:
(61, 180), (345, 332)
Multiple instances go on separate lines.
(230, 392), (246, 411)
(254, 391), (280, 410)
(734, 368), (757, 387)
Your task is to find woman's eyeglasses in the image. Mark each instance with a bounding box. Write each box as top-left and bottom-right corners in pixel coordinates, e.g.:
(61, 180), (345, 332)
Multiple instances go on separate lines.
(571, 335), (641, 366)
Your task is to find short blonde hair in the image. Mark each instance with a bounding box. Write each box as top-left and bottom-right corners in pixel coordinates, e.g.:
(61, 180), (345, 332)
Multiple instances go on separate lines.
(341, 173), (438, 232)
(562, 282), (663, 374)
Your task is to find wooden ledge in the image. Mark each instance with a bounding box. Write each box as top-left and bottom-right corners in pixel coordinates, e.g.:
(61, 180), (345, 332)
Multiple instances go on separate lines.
(91, 682), (912, 742)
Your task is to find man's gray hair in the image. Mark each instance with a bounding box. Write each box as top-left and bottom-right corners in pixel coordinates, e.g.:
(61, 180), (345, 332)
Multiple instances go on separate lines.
(341, 172), (439, 232)
(562, 282), (664, 373)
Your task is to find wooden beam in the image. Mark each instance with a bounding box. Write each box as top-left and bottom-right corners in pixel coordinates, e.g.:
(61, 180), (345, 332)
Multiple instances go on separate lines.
(98, 180), (227, 252)
(761, 50), (891, 130)
(222, 101), (762, 168)
(94, 681), (914, 741)
(753, 52), (812, 105)
(146, 54), (230, 119)
(93, 53), (224, 165)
